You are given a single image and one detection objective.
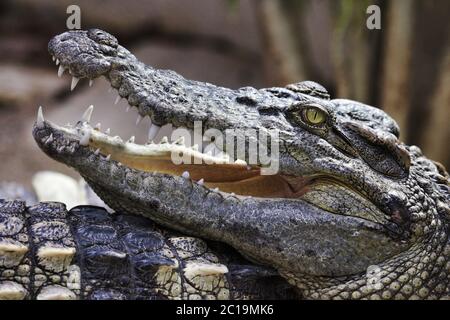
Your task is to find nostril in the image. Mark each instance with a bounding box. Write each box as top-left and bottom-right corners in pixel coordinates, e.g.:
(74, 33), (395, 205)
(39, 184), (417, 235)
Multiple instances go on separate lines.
(87, 28), (118, 49)
(58, 33), (73, 42)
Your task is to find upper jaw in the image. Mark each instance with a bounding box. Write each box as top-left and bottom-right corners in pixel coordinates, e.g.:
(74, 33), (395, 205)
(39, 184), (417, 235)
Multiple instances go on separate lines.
(48, 30), (116, 82)
(48, 30), (265, 132)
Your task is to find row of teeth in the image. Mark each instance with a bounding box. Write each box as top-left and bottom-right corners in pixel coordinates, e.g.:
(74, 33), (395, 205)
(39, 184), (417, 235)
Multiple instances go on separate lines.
(37, 105), (248, 196)
(53, 56), (89, 90)
(52, 56), (166, 144)
(48, 56), (252, 196)
(51, 55), (223, 154)
(53, 58), (156, 141)
(53, 55), (148, 131)
(36, 105), (248, 167)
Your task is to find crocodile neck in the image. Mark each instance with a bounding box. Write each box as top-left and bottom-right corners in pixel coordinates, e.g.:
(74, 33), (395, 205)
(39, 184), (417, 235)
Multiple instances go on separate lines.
(284, 225), (448, 300)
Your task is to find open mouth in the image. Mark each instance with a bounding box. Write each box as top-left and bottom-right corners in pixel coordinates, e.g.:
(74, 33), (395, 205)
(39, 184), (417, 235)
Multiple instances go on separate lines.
(34, 49), (387, 226)
(37, 51), (326, 200)
(36, 104), (317, 199)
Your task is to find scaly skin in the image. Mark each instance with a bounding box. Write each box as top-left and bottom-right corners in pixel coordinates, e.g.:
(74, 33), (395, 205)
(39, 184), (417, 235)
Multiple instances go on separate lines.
(27, 29), (450, 299)
(0, 200), (296, 300)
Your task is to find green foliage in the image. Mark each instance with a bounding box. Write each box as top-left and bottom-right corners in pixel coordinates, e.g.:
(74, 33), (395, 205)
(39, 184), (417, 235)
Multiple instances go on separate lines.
(226, 0), (240, 13)
(335, 0), (373, 34)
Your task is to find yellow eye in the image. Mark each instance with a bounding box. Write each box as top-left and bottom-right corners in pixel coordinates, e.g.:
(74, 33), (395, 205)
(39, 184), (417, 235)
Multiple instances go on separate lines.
(303, 107), (327, 125)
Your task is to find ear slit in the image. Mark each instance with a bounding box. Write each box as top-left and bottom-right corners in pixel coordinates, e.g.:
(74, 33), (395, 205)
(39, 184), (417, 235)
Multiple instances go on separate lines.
(338, 122), (410, 179)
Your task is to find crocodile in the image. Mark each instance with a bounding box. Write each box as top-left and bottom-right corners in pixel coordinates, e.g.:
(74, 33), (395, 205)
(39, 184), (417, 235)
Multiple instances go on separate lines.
(3, 28), (449, 299)
(0, 200), (295, 300)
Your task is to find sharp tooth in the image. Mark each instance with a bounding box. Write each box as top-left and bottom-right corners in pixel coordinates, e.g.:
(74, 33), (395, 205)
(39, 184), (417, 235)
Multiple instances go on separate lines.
(81, 105), (94, 123)
(181, 171), (190, 179)
(173, 136), (185, 145)
(160, 136), (168, 144)
(114, 95), (121, 105)
(136, 115), (143, 125)
(55, 59), (60, 65)
(128, 136), (135, 143)
(105, 154), (111, 160)
(52, 56), (55, 61)
(57, 65), (65, 77)
(197, 178), (204, 185)
(94, 123), (101, 130)
(94, 148), (100, 155)
(70, 77), (80, 91)
(37, 106), (45, 128)
(89, 79), (93, 87)
(105, 128), (111, 135)
(79, 129), (91, 146)
(148, 124), (160, 141)
(235, 159), (247, 165)
(45, 133), (53, 144)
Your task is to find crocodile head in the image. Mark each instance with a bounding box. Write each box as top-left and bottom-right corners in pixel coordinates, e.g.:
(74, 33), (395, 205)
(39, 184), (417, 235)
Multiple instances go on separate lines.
(33, 29), (449, 299)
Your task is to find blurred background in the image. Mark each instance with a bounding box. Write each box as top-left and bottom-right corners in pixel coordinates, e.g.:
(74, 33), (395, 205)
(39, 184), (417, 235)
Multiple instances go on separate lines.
(0, 0), (448, 188)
